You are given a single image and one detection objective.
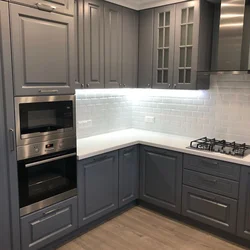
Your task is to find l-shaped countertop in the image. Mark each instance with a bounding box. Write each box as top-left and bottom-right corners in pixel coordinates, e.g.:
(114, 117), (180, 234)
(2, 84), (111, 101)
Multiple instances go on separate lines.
(77, 129), (250, 166)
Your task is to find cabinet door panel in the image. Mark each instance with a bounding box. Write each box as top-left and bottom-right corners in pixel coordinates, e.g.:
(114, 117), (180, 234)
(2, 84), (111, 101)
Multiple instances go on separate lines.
(0, 3), (14, 250)
(140, 146), (183, 213)
(173, 1), (199, 89)
(84, 0), (104, 89)
(182, 186), (237, 234)
(122, 8), (138, 88)
(78, 151), (119, 227)
(104, 2), (122, 88)
(138, 9), (154, 88)
(153, 5), (175, 89)
(10, 0), (74, 16)
(21, 197), (77, 250)
(119, 146), (139, 207)
(10, 4), (75, 96)
(237, 167), (250, 240)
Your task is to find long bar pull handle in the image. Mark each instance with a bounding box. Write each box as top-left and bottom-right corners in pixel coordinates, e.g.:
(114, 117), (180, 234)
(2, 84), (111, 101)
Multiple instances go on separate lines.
(25, 153), (76, 168)
(38, 89), (59, 94)
(9, 129), (15, 152)
(36, 3), (56, 12)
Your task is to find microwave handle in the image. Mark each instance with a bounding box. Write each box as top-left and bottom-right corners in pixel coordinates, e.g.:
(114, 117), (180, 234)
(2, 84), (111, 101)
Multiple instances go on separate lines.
(38, 89), (59, 94)
(25, 153), (76, 168)
(9, 128), (15, 152)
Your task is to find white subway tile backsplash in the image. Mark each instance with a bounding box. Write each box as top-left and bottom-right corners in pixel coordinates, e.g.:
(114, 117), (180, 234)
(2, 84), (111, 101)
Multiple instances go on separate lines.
(76, 75), (250, 143)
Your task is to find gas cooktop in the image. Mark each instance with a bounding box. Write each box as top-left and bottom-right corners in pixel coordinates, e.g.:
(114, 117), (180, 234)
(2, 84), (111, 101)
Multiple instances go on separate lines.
(189, 137), (250, 157)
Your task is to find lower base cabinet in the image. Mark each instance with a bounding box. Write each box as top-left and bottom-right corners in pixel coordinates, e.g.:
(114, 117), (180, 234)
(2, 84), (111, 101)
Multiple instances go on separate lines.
(78, 151), (119, 227)
(21, 196), (77, 250)
(119, 146), (139, 207)
(182, 186), (237, 234)
(237, 166), (250, 240)
(140, 146), (183, 213)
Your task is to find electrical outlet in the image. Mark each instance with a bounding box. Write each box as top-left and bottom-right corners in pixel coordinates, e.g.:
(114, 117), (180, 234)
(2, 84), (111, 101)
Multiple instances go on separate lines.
(145, 116), (155, 123)
(78, 120), (92, 128)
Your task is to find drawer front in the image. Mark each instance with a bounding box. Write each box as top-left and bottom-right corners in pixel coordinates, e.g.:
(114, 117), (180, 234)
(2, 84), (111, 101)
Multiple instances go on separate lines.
(21, 197), (77, 250)
(10, 0), (74, 16)
(183, 169), (239, 199)
(184, 154), (240, 181)
(182, 186), (237, 233)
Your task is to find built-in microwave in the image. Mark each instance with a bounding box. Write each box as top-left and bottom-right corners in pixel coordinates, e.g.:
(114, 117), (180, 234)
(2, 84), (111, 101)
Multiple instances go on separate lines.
(15, 95), (75, 146)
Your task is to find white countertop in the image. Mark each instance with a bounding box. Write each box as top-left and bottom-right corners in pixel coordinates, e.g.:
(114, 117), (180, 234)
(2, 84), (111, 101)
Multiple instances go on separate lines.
(77, 129), (250, 166)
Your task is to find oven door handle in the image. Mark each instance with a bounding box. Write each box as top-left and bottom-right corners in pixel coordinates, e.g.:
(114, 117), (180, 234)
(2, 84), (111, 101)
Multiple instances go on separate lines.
(25, 153), (76, 168)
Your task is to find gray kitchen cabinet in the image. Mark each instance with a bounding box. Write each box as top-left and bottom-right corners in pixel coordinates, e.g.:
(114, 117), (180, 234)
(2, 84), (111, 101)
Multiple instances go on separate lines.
(104, 2), (122, 88)
(138, 9), (154, 88)
(10, 0), (74, 16)
(21, 197), (77, 250)
(237, 166), (250, 240)
(0, 3), (13, 250)
(10, 4), (75, 96)
(119, 146), (139, 207)
(78, 151), (119, 227)
(82, 0), (105, 89)
(173, 0), (213, 89)
(122, 7), (139, 88)
(182, 185), (237, 234)
(152, 5), (175, 89)
(140, 146), (183, 213)
(0, 2), (21, 250)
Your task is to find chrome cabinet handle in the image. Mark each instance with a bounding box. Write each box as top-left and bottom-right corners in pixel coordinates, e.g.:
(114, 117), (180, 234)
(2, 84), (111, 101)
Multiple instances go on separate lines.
(25, 153), (76, 168)
(36, 3), (56, 12)
(201, 159), (219, 168)
(123, 84), (126, 87)
(147, 83), (151, 87)
(39, 89), (58, 94)
(201, 177), (217, 184)
(44, 208), (58, 216)
(9, 129), (15, 152)
(86, 84), (90, 88)
(168, 84), (171, 88)
(173, 84), (177, 89)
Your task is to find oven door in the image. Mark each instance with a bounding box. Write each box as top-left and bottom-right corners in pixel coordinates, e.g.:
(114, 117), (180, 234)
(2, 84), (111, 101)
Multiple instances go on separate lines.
(15, 95), (76, 146)
(18, 149), (77, 216)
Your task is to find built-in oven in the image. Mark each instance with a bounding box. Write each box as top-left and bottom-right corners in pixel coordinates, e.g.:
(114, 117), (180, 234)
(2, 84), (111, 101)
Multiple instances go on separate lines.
(18, 148), (77, 216)
(15, 95), (75, 146)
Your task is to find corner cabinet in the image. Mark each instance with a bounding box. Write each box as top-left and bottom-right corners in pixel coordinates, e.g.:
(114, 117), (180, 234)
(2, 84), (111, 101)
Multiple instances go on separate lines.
(77, 0), (138, 89)
(140, 146), (183, 213)
(10, 4), (75, 96)
(237, 167), (250, 240)
(119, 146), (139, 207)
(139, 0), (213, 90)
(78, 151), (119, 227)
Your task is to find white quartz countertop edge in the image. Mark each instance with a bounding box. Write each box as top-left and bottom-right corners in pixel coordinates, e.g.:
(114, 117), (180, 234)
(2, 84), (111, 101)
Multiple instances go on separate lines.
(77, 129), (250, 166)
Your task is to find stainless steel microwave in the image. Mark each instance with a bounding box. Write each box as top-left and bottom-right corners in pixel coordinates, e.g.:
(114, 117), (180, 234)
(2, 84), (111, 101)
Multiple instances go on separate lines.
(15, 95), (76, 146)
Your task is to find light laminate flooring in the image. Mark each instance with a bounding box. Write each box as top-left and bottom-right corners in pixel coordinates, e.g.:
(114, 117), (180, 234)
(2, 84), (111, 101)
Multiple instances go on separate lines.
(57, 207), (248, 250)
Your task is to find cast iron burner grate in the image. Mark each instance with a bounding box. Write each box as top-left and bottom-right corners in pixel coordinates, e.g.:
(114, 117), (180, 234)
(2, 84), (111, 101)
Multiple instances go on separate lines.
(189, 137), (250, 157)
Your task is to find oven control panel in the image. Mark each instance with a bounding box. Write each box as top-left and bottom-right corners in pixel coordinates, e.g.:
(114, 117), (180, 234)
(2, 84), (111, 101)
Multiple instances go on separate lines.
(17, 137), (76, 161)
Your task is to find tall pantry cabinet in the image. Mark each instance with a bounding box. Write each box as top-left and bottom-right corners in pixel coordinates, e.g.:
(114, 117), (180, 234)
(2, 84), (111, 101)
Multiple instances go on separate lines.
(77, 0), (138, 89)
(0, 2), (20, 250)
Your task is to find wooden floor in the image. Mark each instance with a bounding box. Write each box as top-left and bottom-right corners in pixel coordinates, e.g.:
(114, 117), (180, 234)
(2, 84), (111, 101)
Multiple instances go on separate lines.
(57, 207), (247, 250)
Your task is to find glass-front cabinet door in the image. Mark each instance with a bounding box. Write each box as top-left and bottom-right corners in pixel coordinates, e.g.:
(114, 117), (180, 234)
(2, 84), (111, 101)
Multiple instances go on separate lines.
(174, 1), (199, 89)
(153, 5), (175, 89)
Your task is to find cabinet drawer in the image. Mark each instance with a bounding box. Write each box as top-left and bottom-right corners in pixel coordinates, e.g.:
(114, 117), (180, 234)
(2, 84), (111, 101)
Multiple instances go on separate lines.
(184, 154), (240, 181)
(21, 196), (77, 250)
(182, 186), (237, 234)
(183, 169), (239, 199)
(10, 0), (74, 16)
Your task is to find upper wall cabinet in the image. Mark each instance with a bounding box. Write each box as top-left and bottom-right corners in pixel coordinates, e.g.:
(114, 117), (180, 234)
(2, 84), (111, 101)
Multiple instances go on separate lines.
(104, 2), (122, 88)
(138, 0), (213, 90)
(153, 5), (175, 89)
(173, 0), (213, 89)
(10, 0), (74, 16)
(77, 0), (138, 89)
(10, 4), (75, 96)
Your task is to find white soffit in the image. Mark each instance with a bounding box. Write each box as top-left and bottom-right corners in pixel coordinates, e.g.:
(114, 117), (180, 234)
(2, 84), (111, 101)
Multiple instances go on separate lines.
(105, 0), (186, 10)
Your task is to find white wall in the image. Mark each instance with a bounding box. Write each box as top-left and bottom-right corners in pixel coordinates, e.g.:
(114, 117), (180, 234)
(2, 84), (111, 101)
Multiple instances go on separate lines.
(76, 74), (250, 143)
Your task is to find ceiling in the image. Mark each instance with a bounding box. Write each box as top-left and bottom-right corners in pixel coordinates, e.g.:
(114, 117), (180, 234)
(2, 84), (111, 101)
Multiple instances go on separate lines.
(105, 0), (185, 10)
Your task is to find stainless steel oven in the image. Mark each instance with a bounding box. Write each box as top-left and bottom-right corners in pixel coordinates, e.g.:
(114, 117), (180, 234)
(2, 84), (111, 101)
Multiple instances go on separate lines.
(18, 147), (77, 216)
(15, 95), (75, 146)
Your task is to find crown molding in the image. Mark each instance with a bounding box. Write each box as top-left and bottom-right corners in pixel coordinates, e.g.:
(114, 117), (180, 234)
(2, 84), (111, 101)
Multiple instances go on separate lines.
(105, 0), (141, 10)
(105, 0), (188, 10)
